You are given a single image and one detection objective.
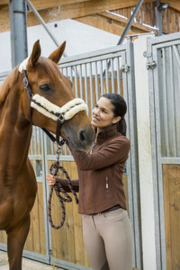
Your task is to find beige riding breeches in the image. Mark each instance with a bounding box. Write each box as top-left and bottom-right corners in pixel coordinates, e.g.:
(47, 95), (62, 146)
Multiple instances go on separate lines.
(82, 208), (133, 270)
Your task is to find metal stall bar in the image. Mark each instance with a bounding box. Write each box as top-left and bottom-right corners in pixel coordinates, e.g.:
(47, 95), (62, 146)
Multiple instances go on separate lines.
(162, 48), (170, 156)
(125, 40), (142, 269)
(9, 0), (28, 67)
(147, 32), (180, 270)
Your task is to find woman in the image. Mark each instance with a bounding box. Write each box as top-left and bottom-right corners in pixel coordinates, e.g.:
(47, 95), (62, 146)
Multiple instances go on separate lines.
(47, 93), (132, 270)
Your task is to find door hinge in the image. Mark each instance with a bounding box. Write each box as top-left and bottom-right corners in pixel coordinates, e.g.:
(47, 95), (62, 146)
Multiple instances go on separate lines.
(146, 60), (157, 70)
(121, 64), (130, 73)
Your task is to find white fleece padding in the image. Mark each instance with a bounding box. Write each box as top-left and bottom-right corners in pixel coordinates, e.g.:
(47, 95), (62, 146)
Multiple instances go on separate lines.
(31, 94), (88, 121)
(18, 57), (30, 73)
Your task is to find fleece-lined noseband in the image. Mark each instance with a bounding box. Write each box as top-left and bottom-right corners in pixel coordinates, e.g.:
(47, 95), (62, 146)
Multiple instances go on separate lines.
(19, 58), (88, 145)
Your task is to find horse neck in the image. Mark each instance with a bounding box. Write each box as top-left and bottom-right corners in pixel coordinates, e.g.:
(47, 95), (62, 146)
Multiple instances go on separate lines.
(0, 80), (32, 169)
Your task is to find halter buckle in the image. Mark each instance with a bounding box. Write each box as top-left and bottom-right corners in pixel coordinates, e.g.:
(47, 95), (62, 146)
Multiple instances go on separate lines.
(23, 76), (29, 89)
(58, 114), (65, 124)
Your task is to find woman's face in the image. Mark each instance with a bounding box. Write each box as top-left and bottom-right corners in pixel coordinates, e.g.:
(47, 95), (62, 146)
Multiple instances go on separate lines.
(91, 97), (121, 132)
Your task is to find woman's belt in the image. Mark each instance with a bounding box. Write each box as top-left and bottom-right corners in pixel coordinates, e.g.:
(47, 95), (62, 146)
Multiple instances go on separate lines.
(90, 205), (120, 216)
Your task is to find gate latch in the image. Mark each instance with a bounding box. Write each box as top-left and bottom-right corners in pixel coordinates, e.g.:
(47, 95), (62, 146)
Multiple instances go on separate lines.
(146, 60), (157, 70)
(121, 64), (130, 73)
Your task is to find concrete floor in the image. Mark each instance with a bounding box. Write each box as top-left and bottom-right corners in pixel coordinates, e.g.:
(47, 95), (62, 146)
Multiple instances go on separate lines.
(0, 250), (63, 270)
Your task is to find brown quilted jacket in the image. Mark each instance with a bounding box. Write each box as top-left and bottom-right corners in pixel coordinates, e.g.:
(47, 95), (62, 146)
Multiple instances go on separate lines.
(59, 125), (130, 215)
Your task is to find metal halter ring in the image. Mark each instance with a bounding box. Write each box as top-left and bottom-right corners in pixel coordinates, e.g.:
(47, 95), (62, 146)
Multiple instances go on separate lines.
(58, 114), (65, 124)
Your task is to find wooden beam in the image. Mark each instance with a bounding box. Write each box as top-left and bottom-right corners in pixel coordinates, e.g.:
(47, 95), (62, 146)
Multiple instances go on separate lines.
(75, 14), (149, 36)
(0, 0), (9, 5)
(0, 10), (10, 32)
(167, 0), (180, 12)
(100, 12), (156, 32)
(57, 0), (155, 20)
(0, 5), (8, 10)
(29, 0), (90, 10)
(0, 0), (179, 33)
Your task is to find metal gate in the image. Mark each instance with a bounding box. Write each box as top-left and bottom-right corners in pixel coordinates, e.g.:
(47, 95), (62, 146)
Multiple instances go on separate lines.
(147, 32), (180, 270)
(0, 40), (141, 269)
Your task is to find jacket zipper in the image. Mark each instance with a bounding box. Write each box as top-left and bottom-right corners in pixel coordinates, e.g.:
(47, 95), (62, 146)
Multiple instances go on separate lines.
(106, 176), (109, 195)
(83, 172), (85, 212)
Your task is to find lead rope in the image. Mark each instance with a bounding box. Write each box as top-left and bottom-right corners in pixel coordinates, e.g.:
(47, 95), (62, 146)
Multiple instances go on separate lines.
(48, 140), (79, 229)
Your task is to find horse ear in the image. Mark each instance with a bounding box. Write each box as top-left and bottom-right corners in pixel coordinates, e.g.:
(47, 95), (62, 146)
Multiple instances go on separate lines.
(27, 40), (41, 69)
(48, 41), (66, 64)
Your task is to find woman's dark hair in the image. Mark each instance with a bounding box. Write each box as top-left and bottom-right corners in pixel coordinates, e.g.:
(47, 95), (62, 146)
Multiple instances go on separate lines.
(102, 93), (127, 136)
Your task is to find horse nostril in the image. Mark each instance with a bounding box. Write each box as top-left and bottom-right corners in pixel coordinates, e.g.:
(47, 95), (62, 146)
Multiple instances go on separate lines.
(79, 129), (86, 143)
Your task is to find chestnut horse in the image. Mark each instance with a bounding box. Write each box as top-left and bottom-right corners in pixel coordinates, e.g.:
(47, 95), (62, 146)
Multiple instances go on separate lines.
(0, 40), (94, 270)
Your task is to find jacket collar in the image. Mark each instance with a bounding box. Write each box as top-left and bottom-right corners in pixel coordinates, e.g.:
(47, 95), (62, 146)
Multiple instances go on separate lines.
(96, 124), (119, 143)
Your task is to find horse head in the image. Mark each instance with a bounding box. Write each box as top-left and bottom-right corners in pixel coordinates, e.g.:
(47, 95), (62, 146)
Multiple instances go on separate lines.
(19, 40), (95, 151)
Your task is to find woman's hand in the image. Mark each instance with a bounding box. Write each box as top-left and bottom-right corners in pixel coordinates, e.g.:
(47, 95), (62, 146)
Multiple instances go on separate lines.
(46, 174), (57, 186)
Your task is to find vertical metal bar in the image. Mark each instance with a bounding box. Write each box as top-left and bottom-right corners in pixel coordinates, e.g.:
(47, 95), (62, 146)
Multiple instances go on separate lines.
(89, 63), (94, 114)
(74, 66), (78, 98)
(155, 0), (163, 36)
(9, 0), (28, 67)
(150, 42), (167, 270)
(105, 60), (109, 93)
(84, 64), (89, 116)
(79, 65), (83, 99)
(169, 46), (177, 156)
(117, 57), (121, 95)
(173, 45), (180, 68)
(65, 67), (68, 77)
(162, 48), (170, 156)
(70, 66), (74, 95)
(94, 61), (99, 101)
(100, 61), (104, 95)
(111, 58), (115, 93)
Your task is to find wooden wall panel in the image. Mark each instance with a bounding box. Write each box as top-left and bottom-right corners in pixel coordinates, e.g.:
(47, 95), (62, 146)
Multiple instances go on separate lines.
(163, 164), (180, 270)
(0, 231), (7, 245)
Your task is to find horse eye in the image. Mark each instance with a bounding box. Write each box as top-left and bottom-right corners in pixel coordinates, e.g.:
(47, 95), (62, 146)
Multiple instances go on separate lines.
(39, 84), (51, 92)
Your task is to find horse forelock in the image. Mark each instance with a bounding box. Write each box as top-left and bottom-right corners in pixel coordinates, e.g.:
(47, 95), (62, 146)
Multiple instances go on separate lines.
(38, 57), (63, 83)
(0, 67), (20, 107)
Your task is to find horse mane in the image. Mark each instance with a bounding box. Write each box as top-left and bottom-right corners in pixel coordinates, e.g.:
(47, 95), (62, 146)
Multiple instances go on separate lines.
(0, 67), (19, 107)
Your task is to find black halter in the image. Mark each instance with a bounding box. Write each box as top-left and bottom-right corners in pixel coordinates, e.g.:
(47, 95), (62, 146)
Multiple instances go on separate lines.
(22, 70), (66, 146)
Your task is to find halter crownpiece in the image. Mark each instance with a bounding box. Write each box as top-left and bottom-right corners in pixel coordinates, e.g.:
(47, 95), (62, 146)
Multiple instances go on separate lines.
(18, 57), (30, 73)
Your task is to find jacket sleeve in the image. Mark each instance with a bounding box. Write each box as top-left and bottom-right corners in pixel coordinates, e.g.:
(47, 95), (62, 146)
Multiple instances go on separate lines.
(70, 138), (130, 171)
(55, 178), (79, 193)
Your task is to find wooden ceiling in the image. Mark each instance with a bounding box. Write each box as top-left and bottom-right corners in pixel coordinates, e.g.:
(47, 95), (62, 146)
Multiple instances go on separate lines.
(0, 0), (180, 34)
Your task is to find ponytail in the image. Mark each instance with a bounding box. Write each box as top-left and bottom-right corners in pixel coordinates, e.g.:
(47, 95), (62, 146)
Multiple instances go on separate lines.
(116, 117), (126, 136)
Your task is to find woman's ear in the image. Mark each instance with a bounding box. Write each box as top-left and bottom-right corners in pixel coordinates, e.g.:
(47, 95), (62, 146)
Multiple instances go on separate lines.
(112, 116), (121, 124)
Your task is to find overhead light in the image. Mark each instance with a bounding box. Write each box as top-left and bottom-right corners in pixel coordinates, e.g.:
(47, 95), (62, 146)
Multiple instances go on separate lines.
(158, 2), (169, 11)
